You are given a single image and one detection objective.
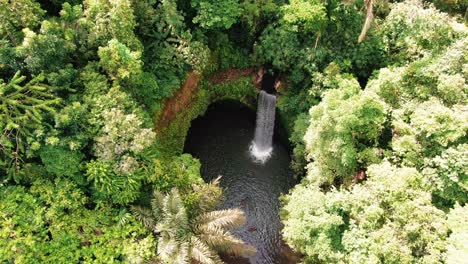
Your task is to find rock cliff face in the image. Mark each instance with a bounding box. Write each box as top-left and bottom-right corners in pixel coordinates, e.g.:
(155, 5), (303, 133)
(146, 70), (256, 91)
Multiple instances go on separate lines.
(156, 71), (202, 130)
(208, 68), (256, 86)
(155, 68), (257, 131)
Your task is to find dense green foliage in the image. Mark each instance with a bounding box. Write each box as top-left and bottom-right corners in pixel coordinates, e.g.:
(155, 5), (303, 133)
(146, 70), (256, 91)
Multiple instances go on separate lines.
(0, 0), (260, 262)
(281, 1), (468, 263)
(283, 162), (450, 263)
(1, 178), (155, 263)
(1, 72), (60, 178)
(304, 76), (387, 186)
(0, 0), (466, 263)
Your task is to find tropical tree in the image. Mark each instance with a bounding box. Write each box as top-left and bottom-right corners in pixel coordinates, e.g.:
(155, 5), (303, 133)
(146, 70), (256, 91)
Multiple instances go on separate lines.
(86, 106), (155, 205)
(132, 182), (256, 263)
(191, 0), (243, 30)
(446, 203), (468, 263)
(0, 0), (44, 44)
(98, 38), (142, 83)
(282, 162), (449, 263)
(380, 0), (462, 63)
(0, 72), (60, 179)
(83, 0), (142, 50)
(304, 77), (387, 187)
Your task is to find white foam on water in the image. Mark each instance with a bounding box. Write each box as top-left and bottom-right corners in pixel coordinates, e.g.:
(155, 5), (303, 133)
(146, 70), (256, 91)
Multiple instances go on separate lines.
(249, 142), (273, 164)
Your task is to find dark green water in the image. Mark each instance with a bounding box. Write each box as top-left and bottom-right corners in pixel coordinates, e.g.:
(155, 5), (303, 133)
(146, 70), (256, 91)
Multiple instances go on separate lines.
(184, 101), (295, 264)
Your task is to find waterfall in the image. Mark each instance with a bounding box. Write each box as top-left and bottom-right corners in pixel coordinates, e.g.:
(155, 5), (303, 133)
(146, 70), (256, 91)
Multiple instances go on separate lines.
(250, 90), (277, 163)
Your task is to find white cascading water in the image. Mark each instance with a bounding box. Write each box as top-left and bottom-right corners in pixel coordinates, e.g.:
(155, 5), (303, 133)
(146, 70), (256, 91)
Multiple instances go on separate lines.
(250, 90), (277, 163)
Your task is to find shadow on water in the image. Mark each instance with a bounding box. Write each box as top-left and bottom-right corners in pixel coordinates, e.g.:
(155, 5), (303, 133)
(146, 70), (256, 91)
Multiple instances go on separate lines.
(184, 100), (299, 264)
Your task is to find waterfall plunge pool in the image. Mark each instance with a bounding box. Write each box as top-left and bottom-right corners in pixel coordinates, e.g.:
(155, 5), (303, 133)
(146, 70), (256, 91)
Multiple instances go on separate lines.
(184, 100), (297, 264)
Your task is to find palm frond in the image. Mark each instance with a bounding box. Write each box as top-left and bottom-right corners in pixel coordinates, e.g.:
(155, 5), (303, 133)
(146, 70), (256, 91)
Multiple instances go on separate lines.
(222, 242), (257, 257)
(158, 189), (189, 233)
(131, 205), (156, 230)
(190, 237), (222, 264)
(197, 227), (241, 246)
(116, 208), (132, 227)
(196, 208), (246, 232)
(175, 206), (189, 228)
(192, 176), (224, 213)
(164, 188), (184, 216)
(174, 241), (190, 264)
(197, 229), (256, 258)
(158, 237), (191, 264)
(150, 190), (165, 220)
(157, 236), (178, 259)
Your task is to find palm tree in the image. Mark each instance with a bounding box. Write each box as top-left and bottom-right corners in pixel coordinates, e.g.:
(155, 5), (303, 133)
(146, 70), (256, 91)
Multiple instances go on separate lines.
(132, 181), (256, 264)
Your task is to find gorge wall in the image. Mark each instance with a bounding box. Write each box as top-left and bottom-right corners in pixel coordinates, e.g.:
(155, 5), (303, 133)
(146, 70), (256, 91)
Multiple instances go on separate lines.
(154, 68), (261, 155)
